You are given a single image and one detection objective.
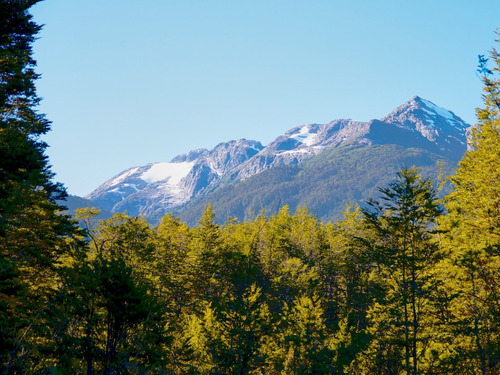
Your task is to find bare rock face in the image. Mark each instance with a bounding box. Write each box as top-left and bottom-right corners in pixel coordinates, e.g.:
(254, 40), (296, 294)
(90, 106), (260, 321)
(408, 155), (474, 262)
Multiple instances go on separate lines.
(235, 119), (371, 179)
(86, 97), (470, 223)
(380, 96), (468, 160)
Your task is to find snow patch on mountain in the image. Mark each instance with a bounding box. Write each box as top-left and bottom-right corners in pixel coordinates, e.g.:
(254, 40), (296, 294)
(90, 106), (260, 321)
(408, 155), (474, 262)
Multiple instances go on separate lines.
(140, 162), (194, 184)
(421, 98), (454, 120)
(126, 183), (140, 192)
(209, 162), (223, 176)
(279, 149), (311, 155)
(109, 167), (140, 186)
(290, 125), (318, 146)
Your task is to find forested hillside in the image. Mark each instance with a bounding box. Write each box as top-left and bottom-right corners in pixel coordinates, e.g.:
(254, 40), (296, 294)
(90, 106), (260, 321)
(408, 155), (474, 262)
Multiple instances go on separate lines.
(1, 1), (499, 374)
(175, 144), (457, 225)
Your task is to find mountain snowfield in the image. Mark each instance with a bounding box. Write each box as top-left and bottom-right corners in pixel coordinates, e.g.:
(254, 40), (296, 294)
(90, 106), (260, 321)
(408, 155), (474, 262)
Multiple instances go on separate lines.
(86, 96), (470, 223)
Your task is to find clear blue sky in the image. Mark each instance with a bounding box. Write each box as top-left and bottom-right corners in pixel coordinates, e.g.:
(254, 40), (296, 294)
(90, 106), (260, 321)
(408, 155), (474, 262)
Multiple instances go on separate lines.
(31, 0), (500, 197)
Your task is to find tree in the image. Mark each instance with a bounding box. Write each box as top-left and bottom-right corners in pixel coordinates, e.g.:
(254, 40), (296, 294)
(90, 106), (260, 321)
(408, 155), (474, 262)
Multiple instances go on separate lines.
(52, 212), (169, 374)
(0, 0), (67, 222)
(154, 213), (191, 319)
(259, 294), (332, 374)
(185, 205), (225, 307)
(183, 284), (271, 374)
(358, 167), (443, 374)
(322, 206), (377, 372)
(0, 1), (80, 371)
(438, 33), (500, 375)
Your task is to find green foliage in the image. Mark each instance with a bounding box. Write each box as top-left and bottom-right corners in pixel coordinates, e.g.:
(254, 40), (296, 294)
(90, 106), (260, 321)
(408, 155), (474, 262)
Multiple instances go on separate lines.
(51, 212), (170, 373)
(437, 33), (500, 375)
(0, 1), (82, 371)
(355, 167), (443, 374)
(260, 294), (332, 374)
(183, 284), (270, 374)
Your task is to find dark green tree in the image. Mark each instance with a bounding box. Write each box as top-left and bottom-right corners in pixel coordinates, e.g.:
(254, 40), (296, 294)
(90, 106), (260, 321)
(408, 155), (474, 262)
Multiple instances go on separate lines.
(0, 1), (80, 372)
(323, 206), (377, 372)
(53, 212), (168, 374)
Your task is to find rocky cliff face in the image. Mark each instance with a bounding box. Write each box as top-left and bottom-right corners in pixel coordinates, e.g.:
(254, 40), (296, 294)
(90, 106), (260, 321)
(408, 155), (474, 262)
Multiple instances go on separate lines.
(234, 119), (370, 179)
(380, 96), (468, 159)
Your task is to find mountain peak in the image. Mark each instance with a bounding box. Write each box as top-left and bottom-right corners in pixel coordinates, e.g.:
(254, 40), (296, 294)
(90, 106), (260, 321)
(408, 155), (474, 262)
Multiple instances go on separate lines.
(382, 96), (468, 136)
(374, 96), (469, 161)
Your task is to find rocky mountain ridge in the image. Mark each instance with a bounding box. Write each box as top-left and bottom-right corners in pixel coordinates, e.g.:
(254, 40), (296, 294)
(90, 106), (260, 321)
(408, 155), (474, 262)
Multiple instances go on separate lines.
(234, 96), (468, 179)
(86, 139), (263, 217)
(85, 96), (470, 223)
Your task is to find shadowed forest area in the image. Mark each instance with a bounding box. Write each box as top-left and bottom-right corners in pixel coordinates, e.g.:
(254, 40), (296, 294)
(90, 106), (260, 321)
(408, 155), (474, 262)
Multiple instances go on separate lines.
(1, 1), (499, 374)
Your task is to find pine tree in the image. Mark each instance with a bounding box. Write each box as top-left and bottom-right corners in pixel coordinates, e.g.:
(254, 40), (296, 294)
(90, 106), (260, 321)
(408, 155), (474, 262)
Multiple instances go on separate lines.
(358, 167), (443, 374)
(0, 1), (80, 371)
(439, 33), (500, 375)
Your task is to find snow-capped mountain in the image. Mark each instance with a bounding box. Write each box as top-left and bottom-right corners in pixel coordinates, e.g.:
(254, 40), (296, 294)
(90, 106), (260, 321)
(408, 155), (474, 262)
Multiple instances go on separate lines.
(235, 96), (468, 179)
(235, 119), (369, 179)
(380, 96), (468, 158)
(86, 139), (263, 217)
(86, 97), (470, 223)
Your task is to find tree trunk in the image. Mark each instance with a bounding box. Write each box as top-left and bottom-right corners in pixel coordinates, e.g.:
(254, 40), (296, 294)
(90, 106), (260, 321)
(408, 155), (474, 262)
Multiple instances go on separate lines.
(402, 240), (411, 375)
(471, 272), (487, 375)
(411, 241), (418, 375)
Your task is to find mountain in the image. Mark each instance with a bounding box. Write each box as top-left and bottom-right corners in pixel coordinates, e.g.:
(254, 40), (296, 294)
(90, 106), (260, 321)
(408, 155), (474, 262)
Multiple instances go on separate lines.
(86, 96), (470, 224)
(380, 96), (467, 159)
(86, 139), (263, 219)
(234, 96), (467, 180)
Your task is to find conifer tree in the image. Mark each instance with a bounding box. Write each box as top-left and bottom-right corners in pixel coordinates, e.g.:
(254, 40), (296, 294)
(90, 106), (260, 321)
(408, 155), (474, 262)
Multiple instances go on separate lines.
(359, 167), (442, 375)
(260, 294), (332, 374)
(186, 205), (225, 307)
(439, 33), (500, 375)
(323, 206), (376, 370)
(0, 1), (80, 371)
(154, 213), (191, 318)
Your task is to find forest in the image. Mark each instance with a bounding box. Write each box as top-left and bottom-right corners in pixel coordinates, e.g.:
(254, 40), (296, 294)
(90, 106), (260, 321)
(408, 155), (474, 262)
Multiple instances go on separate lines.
(1, 1), (500, 374)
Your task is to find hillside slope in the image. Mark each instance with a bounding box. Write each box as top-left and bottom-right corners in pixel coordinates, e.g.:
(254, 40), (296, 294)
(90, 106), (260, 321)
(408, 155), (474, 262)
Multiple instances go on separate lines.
(174, 144), (455, 225)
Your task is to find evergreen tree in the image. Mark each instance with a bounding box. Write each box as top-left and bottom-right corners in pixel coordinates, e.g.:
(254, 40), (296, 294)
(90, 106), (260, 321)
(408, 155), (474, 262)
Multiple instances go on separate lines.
(186, 205), (225, 307)
(0, 1), (80, 371)
(259, 294), (332, 374)
(154, 213), (191, 318)
(357, 167), (443, 374)
(323, 206), (376, 372)
(439, 33), (500, 375)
